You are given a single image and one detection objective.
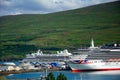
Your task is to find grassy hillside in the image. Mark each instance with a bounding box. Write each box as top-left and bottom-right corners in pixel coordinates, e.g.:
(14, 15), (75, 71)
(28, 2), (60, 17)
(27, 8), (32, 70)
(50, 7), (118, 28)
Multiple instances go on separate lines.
(0, 1), (120, 60)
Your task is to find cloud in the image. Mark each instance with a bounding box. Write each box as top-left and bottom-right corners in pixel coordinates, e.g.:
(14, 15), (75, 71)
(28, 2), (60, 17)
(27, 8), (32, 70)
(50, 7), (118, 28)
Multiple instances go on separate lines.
(0, 0), (118, 16)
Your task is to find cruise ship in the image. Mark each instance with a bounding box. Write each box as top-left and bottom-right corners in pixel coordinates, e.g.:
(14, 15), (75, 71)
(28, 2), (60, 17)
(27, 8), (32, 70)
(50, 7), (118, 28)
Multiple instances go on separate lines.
(23, 49), (72, 64)
(66, 40), (120, 72)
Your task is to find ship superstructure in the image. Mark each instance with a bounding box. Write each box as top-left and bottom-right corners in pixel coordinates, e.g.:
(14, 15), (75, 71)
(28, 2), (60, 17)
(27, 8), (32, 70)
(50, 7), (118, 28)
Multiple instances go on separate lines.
(23, 49), (72, 64)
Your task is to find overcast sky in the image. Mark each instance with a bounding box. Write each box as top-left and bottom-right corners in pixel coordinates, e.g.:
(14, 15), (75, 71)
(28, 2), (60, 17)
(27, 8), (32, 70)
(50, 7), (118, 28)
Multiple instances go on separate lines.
(0, 0), (118, 16)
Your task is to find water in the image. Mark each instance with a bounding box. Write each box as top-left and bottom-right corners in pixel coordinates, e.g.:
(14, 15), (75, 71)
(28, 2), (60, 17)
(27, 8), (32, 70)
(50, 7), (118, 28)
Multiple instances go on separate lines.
(5, 70), (120, 80)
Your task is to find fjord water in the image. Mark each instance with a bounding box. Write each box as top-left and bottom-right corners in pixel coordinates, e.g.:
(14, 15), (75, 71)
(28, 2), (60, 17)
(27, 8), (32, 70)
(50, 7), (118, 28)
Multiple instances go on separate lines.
(6, 70), (120, 80)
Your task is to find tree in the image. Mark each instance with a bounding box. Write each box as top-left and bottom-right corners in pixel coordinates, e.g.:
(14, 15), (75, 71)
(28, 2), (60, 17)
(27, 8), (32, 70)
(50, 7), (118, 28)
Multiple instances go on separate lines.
(46, 72), (67, 80)
(56, 73), (67, 80)
(46, 72), (55, 80)
(0, 76), (7, 80)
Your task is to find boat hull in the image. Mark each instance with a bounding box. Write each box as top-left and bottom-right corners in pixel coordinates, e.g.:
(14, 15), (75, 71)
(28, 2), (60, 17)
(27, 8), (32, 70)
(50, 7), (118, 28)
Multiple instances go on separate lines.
(66, 61), (120, 72)
(72, 68), (120, 72)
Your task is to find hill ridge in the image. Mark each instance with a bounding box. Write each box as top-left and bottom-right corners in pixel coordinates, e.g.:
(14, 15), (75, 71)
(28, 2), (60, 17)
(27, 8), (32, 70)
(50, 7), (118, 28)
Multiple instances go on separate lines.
(0, 1), (120, 60)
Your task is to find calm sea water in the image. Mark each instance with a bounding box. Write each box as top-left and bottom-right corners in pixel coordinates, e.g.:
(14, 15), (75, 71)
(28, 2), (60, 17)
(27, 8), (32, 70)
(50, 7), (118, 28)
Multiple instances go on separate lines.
(5, 70), (120, 80)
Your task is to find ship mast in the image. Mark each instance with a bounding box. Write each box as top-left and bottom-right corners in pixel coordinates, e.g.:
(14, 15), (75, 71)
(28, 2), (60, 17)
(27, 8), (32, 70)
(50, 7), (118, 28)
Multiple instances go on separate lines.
(91, 38), (95, 48)
(89, 38), (98, 50)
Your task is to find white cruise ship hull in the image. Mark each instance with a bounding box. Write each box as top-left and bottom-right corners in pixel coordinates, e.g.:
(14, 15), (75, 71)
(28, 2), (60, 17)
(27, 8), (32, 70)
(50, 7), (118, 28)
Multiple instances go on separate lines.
(66, 61), (120, 72)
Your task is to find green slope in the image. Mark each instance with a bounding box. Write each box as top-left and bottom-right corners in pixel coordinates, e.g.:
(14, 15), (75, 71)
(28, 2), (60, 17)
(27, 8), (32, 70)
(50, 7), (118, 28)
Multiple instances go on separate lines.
(0, 1), (120, 60)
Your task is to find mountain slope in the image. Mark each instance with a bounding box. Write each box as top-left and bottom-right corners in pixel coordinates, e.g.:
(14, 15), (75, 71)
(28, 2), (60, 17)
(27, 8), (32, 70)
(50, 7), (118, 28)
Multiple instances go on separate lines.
(0, 1), (120, 60)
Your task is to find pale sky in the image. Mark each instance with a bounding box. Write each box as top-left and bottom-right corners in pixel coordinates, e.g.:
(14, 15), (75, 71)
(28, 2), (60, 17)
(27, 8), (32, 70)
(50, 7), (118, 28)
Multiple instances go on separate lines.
(0, 0), (118, 16)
